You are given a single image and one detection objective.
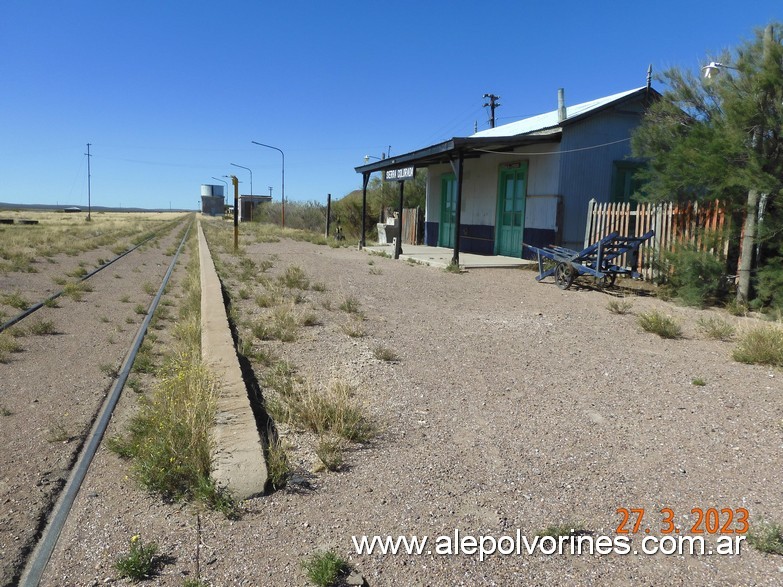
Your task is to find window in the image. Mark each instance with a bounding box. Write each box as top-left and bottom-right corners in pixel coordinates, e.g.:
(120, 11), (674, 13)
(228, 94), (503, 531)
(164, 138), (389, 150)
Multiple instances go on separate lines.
(611, 161), (645, 203)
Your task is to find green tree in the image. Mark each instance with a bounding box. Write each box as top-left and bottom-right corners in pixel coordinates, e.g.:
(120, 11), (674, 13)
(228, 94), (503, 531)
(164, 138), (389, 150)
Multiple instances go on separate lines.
(331, 169), (427, 240)
(632, 22), (783, 306)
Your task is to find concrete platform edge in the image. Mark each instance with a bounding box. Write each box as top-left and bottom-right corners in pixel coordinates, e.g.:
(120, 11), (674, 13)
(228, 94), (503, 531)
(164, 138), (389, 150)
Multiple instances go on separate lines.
(198, 221), (267, 499)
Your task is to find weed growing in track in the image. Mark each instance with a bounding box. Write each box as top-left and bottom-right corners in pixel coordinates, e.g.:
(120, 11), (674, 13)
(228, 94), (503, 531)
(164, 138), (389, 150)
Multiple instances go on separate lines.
(29, 319), (56, 335)
(2, 291), (29, 310)
(63, 281), (91, 302)
(99, 363), (119, 378)
(0, 333), (23, 363)
(115, 534), (160, 582)
(111, 233), (238, 517)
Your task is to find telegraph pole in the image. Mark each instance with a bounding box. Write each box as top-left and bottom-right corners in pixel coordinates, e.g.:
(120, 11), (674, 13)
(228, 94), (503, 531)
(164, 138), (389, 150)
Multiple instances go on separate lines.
(483, 93), (500, 128)
(85, 143), (92, 220)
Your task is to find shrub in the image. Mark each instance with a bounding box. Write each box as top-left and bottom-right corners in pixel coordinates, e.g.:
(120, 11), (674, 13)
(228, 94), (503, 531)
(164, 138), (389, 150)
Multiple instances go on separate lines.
(279, 265), (310, 290)
(373, 345), (399, 362)
(755, 255), (783, 312)
(663, 245), (728, 308)
(339, 296), (361, 314)
(271, 378), (375, 443)
(316, 437), (344, 472)
(732, 325), (783, 366)
(537, 523), (585, 538)
(301, 550), (349, 587)
(747, 520), (783, 555)
(266, 437), (289, 491)
(637, 310), (683, 339)
(607, 299), (633, 315)
(340, 319), (366, 338)
(697, 316), (735, 341)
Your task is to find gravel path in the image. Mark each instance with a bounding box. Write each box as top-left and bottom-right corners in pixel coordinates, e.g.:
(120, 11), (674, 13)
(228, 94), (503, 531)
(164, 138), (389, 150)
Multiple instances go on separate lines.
(14, 224), (783, 586)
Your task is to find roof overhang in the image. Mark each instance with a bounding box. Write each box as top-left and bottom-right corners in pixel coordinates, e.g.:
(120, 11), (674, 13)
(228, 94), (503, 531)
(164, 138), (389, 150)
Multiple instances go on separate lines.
(354, 132), (562, 175)
(355, 86), (661, 176)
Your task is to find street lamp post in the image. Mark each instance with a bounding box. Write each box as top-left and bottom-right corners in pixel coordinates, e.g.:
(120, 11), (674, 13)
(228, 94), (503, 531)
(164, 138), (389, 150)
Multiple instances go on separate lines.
(701, 61), (739, 78)
(230, 163), (253, 196)
(251, 141), (285, 228)
(230, 163), (253, 222)
(211, 176), (228, 195)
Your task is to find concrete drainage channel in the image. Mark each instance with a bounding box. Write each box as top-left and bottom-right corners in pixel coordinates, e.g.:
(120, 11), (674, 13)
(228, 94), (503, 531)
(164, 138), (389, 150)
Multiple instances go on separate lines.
(197, 221), (268, 498)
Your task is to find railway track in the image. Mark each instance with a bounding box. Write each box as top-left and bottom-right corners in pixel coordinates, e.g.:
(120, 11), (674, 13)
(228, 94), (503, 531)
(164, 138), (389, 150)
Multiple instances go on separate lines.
(0, 217), (185, 335)
(0, 215), (194, 587)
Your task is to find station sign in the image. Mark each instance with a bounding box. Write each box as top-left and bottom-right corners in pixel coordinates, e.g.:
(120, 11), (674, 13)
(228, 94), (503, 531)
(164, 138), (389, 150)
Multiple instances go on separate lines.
(385, 166), (415, 181)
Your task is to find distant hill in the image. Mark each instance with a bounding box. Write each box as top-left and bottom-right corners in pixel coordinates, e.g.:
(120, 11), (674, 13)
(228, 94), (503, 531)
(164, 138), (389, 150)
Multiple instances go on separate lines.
(0, 202), (193, 213)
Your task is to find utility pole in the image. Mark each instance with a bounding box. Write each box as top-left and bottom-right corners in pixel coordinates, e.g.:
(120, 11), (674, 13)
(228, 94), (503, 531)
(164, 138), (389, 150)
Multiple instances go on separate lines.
(737, 24), (773, 304)
(483, 93), (500, 128)
(85, 143), (92, 220)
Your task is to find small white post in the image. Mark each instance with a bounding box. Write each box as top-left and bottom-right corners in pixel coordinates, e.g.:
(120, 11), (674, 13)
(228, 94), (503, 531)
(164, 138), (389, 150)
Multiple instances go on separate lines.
(584, 198), (596, 248)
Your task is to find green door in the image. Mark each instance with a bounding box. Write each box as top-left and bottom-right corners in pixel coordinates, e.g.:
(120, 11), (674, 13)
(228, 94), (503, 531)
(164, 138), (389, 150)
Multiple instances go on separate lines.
(495, 165), (527, 256)
(439, 173), (457, 248)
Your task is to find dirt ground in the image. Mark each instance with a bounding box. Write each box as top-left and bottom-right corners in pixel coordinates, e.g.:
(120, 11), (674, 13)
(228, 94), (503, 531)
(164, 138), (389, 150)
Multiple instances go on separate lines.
(6, 220), (783, 586)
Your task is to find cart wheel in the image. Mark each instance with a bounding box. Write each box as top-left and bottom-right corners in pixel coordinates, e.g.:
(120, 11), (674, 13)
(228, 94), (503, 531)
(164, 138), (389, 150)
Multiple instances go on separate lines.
(555, 262), (575, 290)
(597, 274), (617, 288)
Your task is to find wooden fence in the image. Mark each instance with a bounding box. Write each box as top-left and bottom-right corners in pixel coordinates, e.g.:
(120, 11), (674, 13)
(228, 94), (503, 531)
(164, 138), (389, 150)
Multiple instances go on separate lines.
(401, 207), (422, 245)
(583, 199), (731, 281)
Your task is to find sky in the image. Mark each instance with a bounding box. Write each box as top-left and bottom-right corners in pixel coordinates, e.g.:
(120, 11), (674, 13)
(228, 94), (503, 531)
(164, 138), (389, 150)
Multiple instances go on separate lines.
(1, 1), (781, 211)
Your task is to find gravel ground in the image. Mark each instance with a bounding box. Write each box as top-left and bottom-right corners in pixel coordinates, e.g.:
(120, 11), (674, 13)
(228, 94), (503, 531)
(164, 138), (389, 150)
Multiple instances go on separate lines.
(11, 221), (783, 586)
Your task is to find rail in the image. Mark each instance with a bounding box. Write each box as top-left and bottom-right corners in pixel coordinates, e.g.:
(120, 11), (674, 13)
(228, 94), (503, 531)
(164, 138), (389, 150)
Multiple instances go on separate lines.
(18, 218), (194, 587)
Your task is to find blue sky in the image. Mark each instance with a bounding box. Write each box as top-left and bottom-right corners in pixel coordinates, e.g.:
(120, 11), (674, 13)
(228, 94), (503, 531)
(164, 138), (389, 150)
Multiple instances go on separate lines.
(1, 1), (781, 210)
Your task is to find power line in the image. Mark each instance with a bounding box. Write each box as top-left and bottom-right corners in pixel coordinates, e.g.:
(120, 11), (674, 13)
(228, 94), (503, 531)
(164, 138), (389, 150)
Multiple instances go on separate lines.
(475, 137), (631, 156)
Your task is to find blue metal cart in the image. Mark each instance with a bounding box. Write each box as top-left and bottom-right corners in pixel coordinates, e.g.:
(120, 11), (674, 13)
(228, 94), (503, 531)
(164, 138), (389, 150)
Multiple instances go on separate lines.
(524, 230), (655, 290)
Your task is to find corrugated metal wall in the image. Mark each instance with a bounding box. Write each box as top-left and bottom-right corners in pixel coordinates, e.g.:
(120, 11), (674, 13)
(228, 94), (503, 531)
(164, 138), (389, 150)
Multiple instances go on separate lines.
(558, 104), (644, 248)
